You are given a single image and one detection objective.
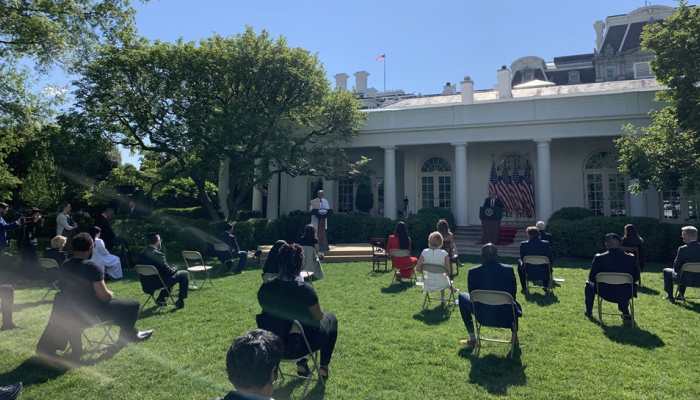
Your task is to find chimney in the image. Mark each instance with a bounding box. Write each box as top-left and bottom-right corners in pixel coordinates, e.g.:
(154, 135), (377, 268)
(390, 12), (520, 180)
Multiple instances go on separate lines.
(334, 73), (349, 91)
(354, 71), (369, 93)
(442, 82), (456, 95)
(461, 76), (474, 104)
(497, 66), (512, 99)
(594, 20), (605, 51)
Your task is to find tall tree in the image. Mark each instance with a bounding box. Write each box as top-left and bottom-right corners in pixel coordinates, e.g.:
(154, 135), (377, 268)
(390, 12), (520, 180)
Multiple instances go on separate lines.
(616, 1), (700, 193)
(0, 0), (141, 199)
(75, 28), (364, 220)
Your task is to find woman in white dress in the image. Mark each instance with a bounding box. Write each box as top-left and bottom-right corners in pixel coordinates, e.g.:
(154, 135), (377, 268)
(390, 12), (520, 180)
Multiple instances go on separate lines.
(416, 231), (452, 305)
(89, 226), (123, 280)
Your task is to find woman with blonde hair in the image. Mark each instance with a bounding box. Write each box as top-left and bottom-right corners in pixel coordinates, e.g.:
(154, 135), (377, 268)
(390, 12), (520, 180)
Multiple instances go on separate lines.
(416, 231), (452, 305)
(45, 235), (68, 267)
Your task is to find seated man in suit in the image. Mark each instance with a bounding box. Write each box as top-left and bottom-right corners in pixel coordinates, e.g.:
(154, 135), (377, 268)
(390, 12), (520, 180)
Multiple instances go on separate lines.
(217, 329), (283, 400)
(213, 222), (247, 274)
(663, 226), (700, 302)
(458, 243), (522, 348)
(518, 226), (553, 293)
(139, 233), (189, 309)
(536, 221), (552, 243)
(584, 233), (639, 325)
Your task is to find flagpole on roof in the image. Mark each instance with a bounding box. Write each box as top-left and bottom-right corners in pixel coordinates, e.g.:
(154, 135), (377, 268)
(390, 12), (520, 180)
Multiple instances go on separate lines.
(383, 53), (386, 92)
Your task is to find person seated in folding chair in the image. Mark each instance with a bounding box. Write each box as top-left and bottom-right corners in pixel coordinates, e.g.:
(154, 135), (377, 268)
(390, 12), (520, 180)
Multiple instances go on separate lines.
(36, 233), (153, 362)
(664, 226), (700, 303)
(437, 219), (461, 278)
(217, 329), (283, 400)
(458, 243), (522, 349)
(517, 226), (554, 294)
(416, 231), (453, 306)
(89, 226), (123, 280)
(212, 222), (248, 274)
(386, 221), (417, 282)
(139, 233), (189, 309)
(299, 224), (324, 281)
(535, 221), (552, 243)
(584, 233), (639, 326)
(262, 240), (287, 283)
(257, 243), (338, 380)
(45, 235), (68, 267)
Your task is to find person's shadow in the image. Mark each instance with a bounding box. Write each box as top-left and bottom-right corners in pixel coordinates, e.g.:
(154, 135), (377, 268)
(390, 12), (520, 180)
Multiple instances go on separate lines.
(380, 282), (412, 294)
(677, 300), (700, 313)
(459, 347), (527, 395)
(637, 286), (660, 296)
(601, 324), (665, 349)
(412, 305), (452, 325)
(0, 357), (68, 388)
(273, 378), (325, 399)
(524, 291), (559, 306)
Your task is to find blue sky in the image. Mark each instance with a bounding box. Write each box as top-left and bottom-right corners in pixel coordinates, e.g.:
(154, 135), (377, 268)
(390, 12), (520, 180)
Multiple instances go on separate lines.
(49, 0), (692, 165)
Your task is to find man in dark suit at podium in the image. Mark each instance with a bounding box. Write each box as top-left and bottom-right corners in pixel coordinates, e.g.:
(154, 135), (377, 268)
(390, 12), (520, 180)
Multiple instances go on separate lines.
(480, 192), (504, 244)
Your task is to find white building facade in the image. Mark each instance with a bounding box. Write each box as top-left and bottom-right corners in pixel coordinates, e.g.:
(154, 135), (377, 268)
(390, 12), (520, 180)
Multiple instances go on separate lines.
(260, 5), (696, 226)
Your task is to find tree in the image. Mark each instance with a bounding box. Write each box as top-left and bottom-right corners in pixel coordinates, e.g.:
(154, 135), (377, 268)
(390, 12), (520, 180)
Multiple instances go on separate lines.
(616, 2), (700, 193)
(0, 0), (141, 198)
(75, 28), (364, 220)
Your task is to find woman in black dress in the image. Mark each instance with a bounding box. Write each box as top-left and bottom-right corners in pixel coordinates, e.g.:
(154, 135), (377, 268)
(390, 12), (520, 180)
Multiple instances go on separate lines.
(622, 223), (645, 271)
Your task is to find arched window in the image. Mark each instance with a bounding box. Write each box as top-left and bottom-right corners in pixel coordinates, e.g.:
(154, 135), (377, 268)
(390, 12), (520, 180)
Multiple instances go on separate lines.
(584, 151), (627, 216)
(419, 157), (452, 209)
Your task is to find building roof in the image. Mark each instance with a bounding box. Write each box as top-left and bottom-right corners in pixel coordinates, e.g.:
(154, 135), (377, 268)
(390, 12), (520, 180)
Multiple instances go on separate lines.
(376, 78), (661, 111)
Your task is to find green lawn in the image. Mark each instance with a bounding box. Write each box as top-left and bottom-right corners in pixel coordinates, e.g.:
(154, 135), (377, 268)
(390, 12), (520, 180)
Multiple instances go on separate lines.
(1, 259), (700, 400)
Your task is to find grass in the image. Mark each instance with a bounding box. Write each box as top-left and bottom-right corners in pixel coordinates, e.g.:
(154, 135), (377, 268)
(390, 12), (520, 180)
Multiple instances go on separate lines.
(2, 258), (700, 399)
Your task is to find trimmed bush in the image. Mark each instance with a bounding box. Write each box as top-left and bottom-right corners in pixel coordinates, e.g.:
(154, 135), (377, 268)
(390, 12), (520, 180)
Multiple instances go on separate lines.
(405, 208), (455, 251)
(548, 216), (682, 262)
(549, 207), (595, 222)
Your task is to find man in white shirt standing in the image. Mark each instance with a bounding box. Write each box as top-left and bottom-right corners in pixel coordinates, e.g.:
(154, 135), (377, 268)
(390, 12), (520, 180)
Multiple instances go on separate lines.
(309, 190), (331, 254)
(56, 202), (78, 237)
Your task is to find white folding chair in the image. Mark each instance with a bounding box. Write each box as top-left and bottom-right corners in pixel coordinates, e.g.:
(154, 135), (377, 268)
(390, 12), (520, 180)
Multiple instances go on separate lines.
(470, 290), (519, 358)
(522, 255), (553, 293)
(389, 248), (416, 284)
(595, 272), (635, 325)
(182, 250), (213, 289)
(420, 263), (456, 310)
(676, 262), (700, 301)
(135, 264), (176, 313)
(38, 258), (60, 300)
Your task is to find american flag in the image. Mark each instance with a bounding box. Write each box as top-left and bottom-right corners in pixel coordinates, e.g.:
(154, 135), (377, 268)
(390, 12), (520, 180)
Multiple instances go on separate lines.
(376, 53), (386, 62)
(487, 159), (536, 218)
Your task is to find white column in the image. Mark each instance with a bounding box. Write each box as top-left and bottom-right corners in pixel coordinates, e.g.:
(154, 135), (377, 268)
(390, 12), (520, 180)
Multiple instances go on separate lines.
(323, 179), (336, 210)
(252, 186), (263, 213)
(453, 142), (468, 226)
(629, 179), (645, 217)
(266, 173), (280, 220)
(383, 146), (397, 220)
(536, 139), (553, 221)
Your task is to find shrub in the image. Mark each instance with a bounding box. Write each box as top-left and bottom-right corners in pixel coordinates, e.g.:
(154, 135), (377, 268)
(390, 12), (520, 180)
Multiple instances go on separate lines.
(548, 216), (682, 262)
(354, 179), (373, 213)
(549, 207), (595, 222)
(405, 208), (455, 251)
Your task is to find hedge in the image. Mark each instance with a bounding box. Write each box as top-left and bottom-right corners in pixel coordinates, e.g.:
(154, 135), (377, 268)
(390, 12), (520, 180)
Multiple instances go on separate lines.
(549, 207), (594, 222)
(548, 216), (682, 262)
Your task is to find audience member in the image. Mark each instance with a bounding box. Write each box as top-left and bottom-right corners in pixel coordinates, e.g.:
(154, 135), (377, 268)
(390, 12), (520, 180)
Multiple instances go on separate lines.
(257, 243), (337, 379)
(19, 208), (42, 271)
(622, 223), (645, 272)
(124, 198), (144, 219)
(436, 219), (460, 277)
(94, 207), (117, 252)
(458, 243), (522, 348)
(536, 221), (552, 243)
(36, 233), (152, 361)
(0, 284), (15, 330)
(0, 202), (22, 252)
(214, 222), (247, 274)
(386, 221), (417, 281)
(89, 226), (123, 280)
(55, 202), (78, 238)
(139, 233), (189, 309)
(299, 224), (324, 280)
(584, 233), (639, 325)
(664, 226), (700, 302)
(517, 226), (554, 293)
(415, 231), (451, 305)
(0, 382), (22, 400)
(261, 240), (287, 282)
(45, 235), (68, 267)
(218, 329), (283, 400)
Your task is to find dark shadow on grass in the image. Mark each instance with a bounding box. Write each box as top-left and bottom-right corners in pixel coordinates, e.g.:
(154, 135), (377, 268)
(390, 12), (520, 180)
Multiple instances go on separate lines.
(461, 348), (527, 395)
(637, 286), (660, 295)
(14, 299), (53, 312)
(380, 283), (412, 294)
(412, 306), (452, 325)
(0, 357), (68, 387)
(601, 325), (665, 349)
(677, 300), (700, 313)
(523, 291), (559, 306)
(138, 306), (179, 320)
(273, 378), (325, 399)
